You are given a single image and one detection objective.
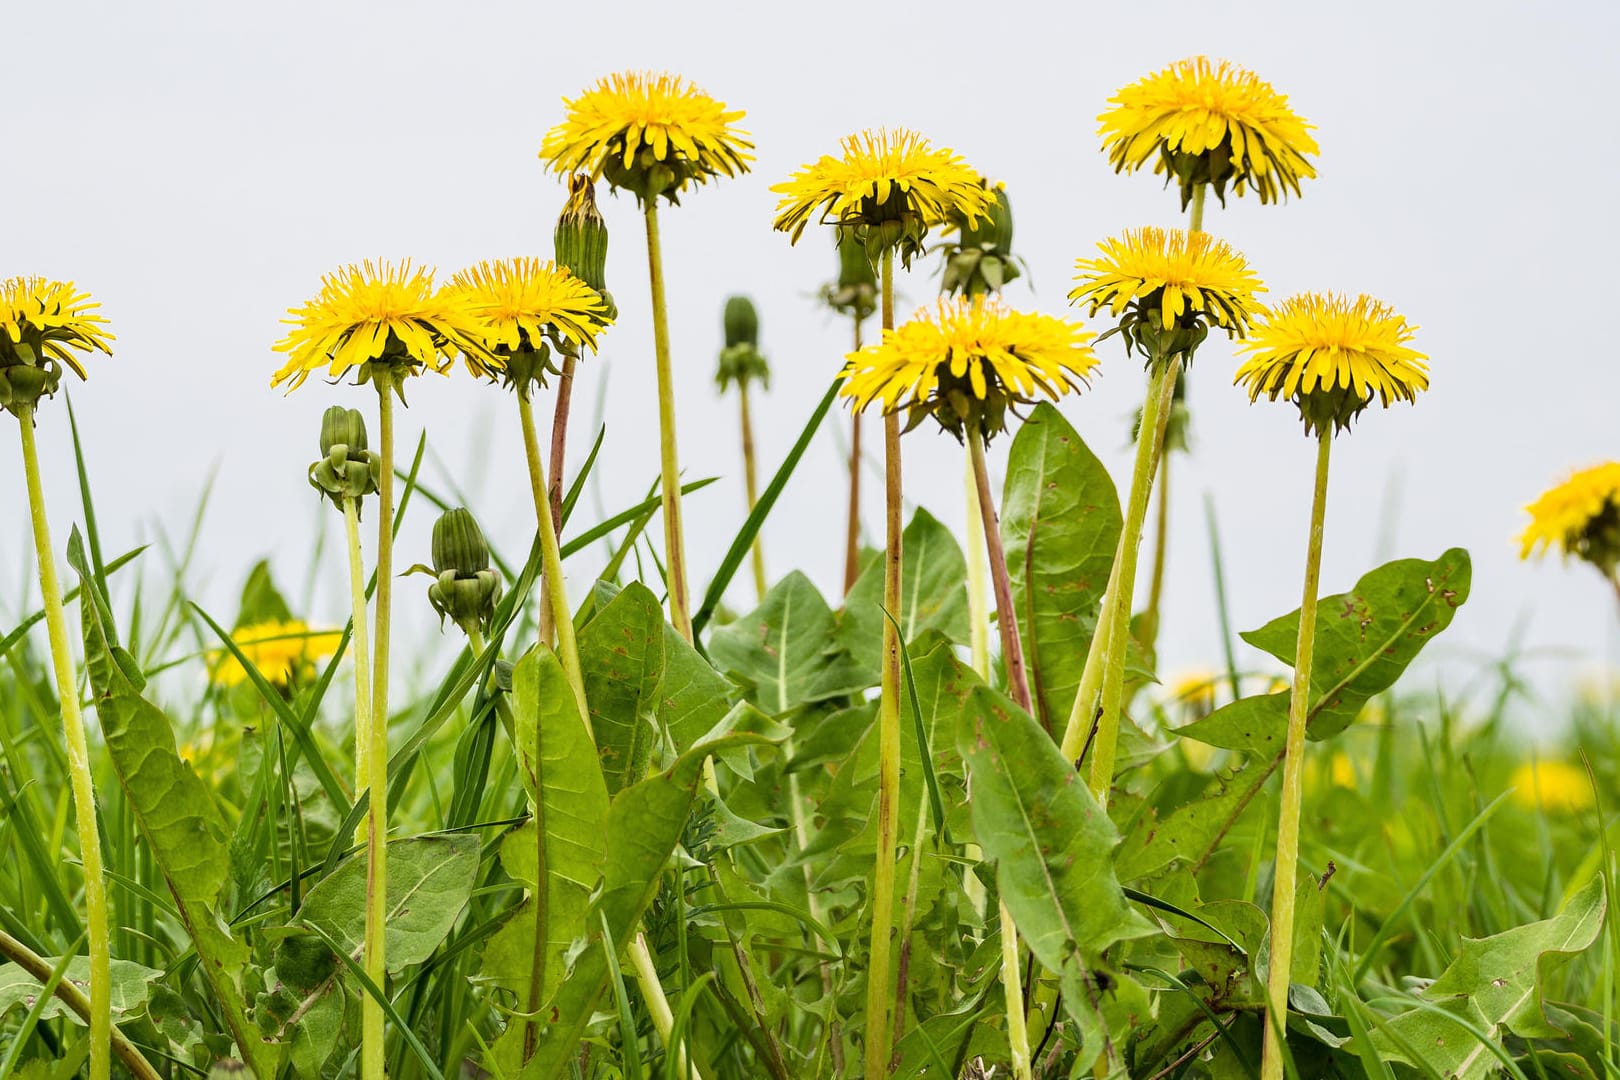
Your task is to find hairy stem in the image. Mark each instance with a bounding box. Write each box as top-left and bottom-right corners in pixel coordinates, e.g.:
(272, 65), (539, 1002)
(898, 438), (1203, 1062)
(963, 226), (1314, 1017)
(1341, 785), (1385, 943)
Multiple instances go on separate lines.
(362, 385), (396, 1080)
(1260, 428), (1332, 1080)
(17, 406), (110, 1080)
(963, 450), (991, 678)
(538, 352), (578, 646)
(643, 201), (693, 641)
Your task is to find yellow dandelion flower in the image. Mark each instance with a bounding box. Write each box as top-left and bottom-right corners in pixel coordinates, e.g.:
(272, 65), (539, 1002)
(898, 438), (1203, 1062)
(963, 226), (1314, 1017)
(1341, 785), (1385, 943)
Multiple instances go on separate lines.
(772, 129), (993, 265)
(0, 277), (114, 413)
(1070, 227), (1264, 366)
(1328, 753), (1357, 788)
(1234, 293), (1429, 434)
(272, 260), (491, 394)
(1518, 462), (1620, 571)
(1509, 760), (1594, 815)
(840, 295), (1098, 442)
(1099, 56), (1319, 208)
(1165, 669), (1219, 720)
(450, 258), (613, 384)
(539, 71), (752, 204)
(209, 619), (343, 689)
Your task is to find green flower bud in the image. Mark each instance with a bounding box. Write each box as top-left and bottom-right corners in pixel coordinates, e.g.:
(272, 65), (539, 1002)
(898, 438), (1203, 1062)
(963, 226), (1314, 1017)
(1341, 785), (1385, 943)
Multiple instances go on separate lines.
(939, 182), (1023, 299)
(308, 406), (379, 512)
(554, 174), (616, 321)
(420, 507), (502, 636)
(821, 228), (879, 321)
(716, 296), (770, 392)
(723, 295), (759, 348)
(319, 406), (368, 456)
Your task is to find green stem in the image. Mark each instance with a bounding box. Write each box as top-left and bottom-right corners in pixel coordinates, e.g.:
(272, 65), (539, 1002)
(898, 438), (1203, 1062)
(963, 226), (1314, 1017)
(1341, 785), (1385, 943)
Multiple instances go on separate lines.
(538, 352), (578, 647)
(739, 381), (767, 601)
(963, 450), (991, 679)
(518, 392), (588, 720)
(341, 496), (375, 839)
(1189, 183), (1207, 234)
(17, 406), (111, 1080)
(1140, 450), (1170, 670)
(866, 247), (901, 1080)
(628, 931), (707, 1080)
(843, 314), (865, 595)
(643, 201), (693, 642)
(362, 385), (396, 1080)
(1088, 360), (1180, 806)
(0, 927), (160, 1080)
(1260, 428), (1332, 1080)
(968, 427), (1031, 714)
(1059, 554), (1120, 763)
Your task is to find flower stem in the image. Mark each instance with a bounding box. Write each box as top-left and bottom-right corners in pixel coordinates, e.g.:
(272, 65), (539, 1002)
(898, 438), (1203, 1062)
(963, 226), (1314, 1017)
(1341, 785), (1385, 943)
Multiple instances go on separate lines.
(341, 495), (375, 834)
(643, 201), (693, 642)
(1088, 359), (1180, 806)
(518, 392), (588, 719)
(844, 313), (866, 595)
(968, 429), (1033, 713)
(964, 420), (1035, 1080)
(866, 247), (902, 1080)
(1189, 183), (1207, 234)
(963, 452), (991, 678)
(17, 406), (111, 1080)
(1260, 427), (1332, 1080)
(628, 931), (705, 1079)
(739, 380), (767, 601)
(362, 385), (397, 1080)
(1140, 449), (1172, 669)
(538, 352), (578, 647)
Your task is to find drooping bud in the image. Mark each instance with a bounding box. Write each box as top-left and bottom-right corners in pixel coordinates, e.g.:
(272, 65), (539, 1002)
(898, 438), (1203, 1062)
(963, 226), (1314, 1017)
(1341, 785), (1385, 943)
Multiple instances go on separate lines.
(308, 406), (379, 512)
(420, 507), (502, 636)
(554, 173), (616, 321)
(716, 295), (770, 392)
(940, 181), (1022, 298)
(821, 228), (878, 320)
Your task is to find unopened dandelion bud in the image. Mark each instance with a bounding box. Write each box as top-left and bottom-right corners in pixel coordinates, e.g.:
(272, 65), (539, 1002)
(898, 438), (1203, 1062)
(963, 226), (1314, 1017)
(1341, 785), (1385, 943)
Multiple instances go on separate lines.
(941, 182), (1022, 298)
(319, 406), (369, 457)
(308, 406), (379, 510)
(554, 174), (616, 321)
(823, 229), (879, 318)
(716, 296), (770, 392)
(420, 507), (502, 635)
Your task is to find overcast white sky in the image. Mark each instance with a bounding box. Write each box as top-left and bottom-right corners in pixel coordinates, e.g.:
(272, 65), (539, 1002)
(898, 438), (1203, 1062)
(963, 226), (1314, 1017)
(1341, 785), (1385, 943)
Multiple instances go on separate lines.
(5, 1), (1618, 730)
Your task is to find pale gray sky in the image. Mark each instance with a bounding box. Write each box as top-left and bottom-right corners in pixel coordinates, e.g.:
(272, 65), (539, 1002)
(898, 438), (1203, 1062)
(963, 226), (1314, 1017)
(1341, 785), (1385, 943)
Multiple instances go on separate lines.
(6, 1), (1618, 728)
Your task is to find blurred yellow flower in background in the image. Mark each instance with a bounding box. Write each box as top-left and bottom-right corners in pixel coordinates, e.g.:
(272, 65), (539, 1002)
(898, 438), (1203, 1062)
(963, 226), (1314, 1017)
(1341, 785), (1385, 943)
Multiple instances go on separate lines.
(1509, 760), (1594, 815)
(1518, 462), (1620, 571)
(209, 620), (342, 688)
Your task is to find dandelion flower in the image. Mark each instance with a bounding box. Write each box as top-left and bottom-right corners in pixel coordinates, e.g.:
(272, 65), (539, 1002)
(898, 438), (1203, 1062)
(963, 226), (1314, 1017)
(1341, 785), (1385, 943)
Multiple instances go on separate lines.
(210, 620), (342, 688)
(1519, 462), (1620, 571)
(1508, 760), (1594, 814)
(540, 71), (752, 204)
(0, 277), (114, 413)
(841, 295), (1098, 443)
(773, 129), (992, 265)
(1071, 227), (1264, 366)
(1099, 57), (1319, 208)
(272, 260), (490, 394)
(1234, 293), (1428, 433)
(450, 258), (613, 387)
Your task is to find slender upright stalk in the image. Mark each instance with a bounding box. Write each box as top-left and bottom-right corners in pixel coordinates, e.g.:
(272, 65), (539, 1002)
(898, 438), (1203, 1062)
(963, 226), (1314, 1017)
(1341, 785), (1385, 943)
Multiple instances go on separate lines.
(1261, 428), (1332, 1080)
(1140, 450), (1171, 668)
(739, 380), (767, 601)
(518, 392), (588, 720)
(361, 386), (397, 1080)
(17, 406), (111, 1080)
(967, 430), (1030, 714)
(628, 931), (703, 1079)
(341, 496), (375, 835)
(1609, 570), (1620, 622)
(843, 313), (865, 595)
(1059, 557), (1121, 763)
(866, 248), (902, 1080)
(538, 352), (578, 647)
(965, 420), (1034, 1080)
(643, 202), (693, 642)
(963, 454), (991, 677)
(1087, 361), (1179, 805)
